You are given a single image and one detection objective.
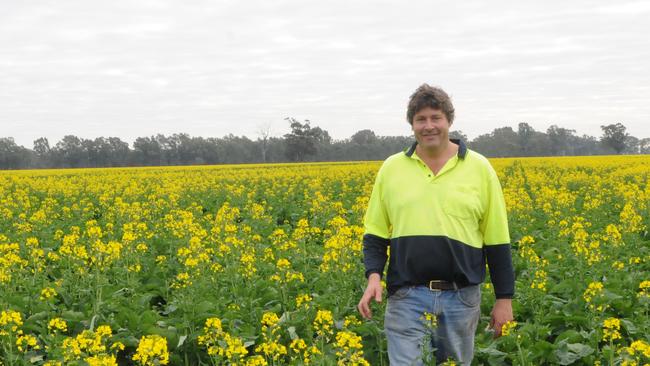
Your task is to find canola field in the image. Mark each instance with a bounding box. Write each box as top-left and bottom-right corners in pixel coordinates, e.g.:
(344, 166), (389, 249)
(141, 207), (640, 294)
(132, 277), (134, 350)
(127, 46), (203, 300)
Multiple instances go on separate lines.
(0, 156), (649, 365)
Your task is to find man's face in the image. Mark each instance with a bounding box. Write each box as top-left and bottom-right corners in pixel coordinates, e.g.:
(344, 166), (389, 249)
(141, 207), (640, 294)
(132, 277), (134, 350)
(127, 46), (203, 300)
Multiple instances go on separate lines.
(411, 107), (451, 149)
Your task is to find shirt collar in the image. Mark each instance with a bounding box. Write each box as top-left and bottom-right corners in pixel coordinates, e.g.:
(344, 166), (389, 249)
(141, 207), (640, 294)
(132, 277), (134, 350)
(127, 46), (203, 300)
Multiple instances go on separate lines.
(405, 139), (467, 159)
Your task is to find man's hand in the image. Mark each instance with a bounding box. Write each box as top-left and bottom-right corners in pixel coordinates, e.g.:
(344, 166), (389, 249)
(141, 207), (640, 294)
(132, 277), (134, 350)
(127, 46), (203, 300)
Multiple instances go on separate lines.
(358, 273), (383, 319)
(489, 298), (513, 338)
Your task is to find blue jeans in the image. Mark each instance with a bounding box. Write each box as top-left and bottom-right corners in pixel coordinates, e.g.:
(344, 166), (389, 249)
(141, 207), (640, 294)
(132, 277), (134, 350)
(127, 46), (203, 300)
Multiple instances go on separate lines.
(384, 285), (481, 365)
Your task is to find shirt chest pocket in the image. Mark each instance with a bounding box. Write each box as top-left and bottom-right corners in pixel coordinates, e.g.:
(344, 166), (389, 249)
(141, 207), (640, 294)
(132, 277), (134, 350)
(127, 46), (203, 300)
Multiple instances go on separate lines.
(442, 184), (482, 220)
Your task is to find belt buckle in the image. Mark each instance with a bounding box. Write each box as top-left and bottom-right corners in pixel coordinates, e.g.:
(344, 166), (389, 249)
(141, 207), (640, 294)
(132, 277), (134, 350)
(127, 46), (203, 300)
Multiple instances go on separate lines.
(429, 280), (443, 292)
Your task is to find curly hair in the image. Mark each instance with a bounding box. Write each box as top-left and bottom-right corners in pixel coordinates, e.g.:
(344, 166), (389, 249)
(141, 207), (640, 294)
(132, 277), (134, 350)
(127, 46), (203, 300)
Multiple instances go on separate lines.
(406, 84), (455, 125)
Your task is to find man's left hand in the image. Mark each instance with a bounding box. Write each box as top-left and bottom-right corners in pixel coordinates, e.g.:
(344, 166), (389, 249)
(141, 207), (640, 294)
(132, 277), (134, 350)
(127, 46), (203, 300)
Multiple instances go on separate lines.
(490, 298), (513, 338)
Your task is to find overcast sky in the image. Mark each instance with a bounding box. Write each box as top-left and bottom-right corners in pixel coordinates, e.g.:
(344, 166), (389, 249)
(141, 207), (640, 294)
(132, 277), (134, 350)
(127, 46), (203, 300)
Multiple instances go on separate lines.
(1, 0), (649, 148)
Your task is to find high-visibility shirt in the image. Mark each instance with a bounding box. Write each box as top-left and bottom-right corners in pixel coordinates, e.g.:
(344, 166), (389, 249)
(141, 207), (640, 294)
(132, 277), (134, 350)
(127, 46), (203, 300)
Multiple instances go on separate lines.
(363, 139), (515, 298)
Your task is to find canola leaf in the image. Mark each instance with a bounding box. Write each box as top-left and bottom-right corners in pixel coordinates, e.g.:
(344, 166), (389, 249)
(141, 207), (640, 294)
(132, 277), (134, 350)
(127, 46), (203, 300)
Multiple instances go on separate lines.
(25, 311), (49, 322)
(114, 306), (139, 329)
(61, 310), (85, 322)
(555, 339), (594, 365)
(530, 340), (555, 360)
(476, 343), (507, 365)
(554, 329), (583, 344)
(620, 318), (638, 335)
(567, 343), (593, 357)
(546, 314), (588, 328)
(140, 310), (159, 326)
(4, 295), (28, 310)
(602, 290), (623, 301)
(113, 333), (140, 348)
(194, 300), (216, 314)
(550, 279), (578, 294)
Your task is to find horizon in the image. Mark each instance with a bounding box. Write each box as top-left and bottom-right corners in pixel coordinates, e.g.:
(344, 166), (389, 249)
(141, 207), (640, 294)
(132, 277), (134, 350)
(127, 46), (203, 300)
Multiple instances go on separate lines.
(4, 120), (643, 150)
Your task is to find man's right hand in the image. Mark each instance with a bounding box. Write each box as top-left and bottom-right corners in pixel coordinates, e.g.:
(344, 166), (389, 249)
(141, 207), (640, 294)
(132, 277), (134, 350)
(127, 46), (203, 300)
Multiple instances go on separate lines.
(357, 273), (383, 319)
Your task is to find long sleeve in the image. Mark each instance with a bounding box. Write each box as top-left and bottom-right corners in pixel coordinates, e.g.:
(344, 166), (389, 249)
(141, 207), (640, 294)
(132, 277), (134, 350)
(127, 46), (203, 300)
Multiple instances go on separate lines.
(480, 169), (515, 299)
(362, 169), (390, 278)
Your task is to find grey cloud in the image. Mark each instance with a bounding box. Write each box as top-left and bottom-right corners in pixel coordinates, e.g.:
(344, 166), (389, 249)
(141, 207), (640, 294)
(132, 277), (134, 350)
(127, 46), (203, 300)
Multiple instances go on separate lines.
(1, 0), (649, 148)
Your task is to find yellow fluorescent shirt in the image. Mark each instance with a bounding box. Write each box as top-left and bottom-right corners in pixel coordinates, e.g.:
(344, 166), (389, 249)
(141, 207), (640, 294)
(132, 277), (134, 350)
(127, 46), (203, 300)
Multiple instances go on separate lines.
(363, 140), (515, 298)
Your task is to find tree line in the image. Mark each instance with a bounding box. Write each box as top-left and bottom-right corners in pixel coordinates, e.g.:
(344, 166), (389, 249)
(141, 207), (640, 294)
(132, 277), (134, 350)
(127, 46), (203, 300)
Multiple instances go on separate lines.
(0, 121), (647, 170)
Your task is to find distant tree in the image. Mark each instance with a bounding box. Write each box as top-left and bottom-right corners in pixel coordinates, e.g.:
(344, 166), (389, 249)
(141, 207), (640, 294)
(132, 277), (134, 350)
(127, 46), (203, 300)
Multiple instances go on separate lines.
(200, 137), (221, 164)
(133, 136), (162, 166)
(257, 124), (273, 163)
(33, 137), (50, 157)
(218, 134), (257, 163)
(170, 133), (193, 164)
(449, 130), (469, 143)
(471, 127), (519, 157)
(53, 135), (85, 168)
(106, 137), (131, 166)
(284, 118), (331, 162)
(547, 125), (576, 156)
(517, 123), (535, 156)
(600, 123), (628, 154)
(263, 136), (286, 163)
(351, 130), (378, 145)
(623, 136), (640, 154)
(640, 138), (650, 154)
(0, 137), (29, 169)
(82, 138), (99, 167)
(155, 134), (177, 165)
(573, 134), (603, 156)
(33, 137), (51, 167)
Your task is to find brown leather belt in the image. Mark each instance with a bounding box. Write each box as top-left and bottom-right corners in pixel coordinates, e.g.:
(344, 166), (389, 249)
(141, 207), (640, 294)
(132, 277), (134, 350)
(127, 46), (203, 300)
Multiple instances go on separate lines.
(428, 280), (460, 291)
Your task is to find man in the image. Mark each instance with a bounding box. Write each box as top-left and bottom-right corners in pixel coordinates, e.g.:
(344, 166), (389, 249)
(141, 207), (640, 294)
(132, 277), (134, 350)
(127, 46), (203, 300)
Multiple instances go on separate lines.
(357, 84), (514, 365)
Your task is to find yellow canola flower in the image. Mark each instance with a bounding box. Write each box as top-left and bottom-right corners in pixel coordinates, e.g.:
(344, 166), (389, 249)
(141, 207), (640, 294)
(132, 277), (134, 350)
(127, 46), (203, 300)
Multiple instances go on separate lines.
(48, 317), (68, 333)
(344, 315), (362, 328)
(261, 312), (280, 328)
(0, 310), (23, 335)
(96, 325), (112, 338)
(638, 280), (650, 298)
(583, 281), (603, 302)
(583, 281), (607, 311)
(16, 334), (40, 352)
(245, 355), (268, 366)
(602, 317), (622, 342)
(296, 293), (313, 309)
(623, 339), (650, 358)
(420, 312), (438, 329)
(335, 330), (363, 351)
(132, 334), (169, 365)
(334, 330), (369, 366)
(60, 325), (116, 362)
(313, 310), (334, 337)
(85, 354), (118, 366)
(276, 258), (291, 270)
(256, 311), (287, 360)
(501, 320), (518, 336)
